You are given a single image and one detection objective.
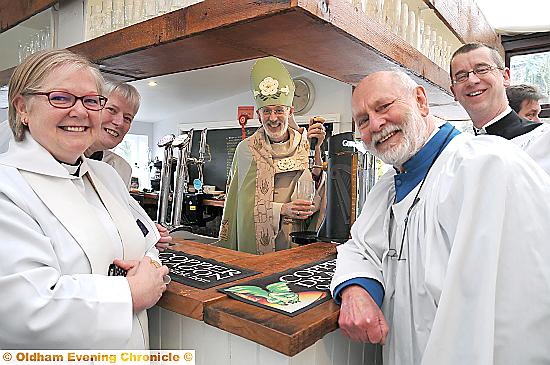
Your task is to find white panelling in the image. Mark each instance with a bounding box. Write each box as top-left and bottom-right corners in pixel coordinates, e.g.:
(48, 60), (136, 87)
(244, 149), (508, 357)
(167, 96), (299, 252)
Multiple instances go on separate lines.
(348, 340), (365, 365)
(202, 324), (231, 365)
(331, 329), (349, 365)
(315, 330), (334, 365)
(150, 313), (358, 365)
(289, 340), (316, 365)
(258, 344), (291, 365)
(148, 306), (161, 350)
(179, 316), (207, 360)
(229, 333), (259, 365)
(160, 308), (182, 349)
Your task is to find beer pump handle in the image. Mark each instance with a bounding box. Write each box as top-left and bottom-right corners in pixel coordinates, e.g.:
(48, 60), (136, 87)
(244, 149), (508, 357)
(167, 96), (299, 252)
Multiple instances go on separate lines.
(310, 137), (318, 150)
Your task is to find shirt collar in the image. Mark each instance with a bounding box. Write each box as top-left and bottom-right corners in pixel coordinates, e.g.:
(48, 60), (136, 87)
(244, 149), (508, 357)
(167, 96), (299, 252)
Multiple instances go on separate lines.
(59, 157), (90, 177)
(473, 106), (512, 135)
(394, 122), (460, 203)
(0, 131), (86, 179)
(89, 150), (104, 161)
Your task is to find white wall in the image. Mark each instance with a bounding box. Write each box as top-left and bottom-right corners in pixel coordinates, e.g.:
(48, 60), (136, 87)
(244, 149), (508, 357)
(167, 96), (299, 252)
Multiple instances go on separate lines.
(128, 120), (154, 150)
(151, 73), (353, 158)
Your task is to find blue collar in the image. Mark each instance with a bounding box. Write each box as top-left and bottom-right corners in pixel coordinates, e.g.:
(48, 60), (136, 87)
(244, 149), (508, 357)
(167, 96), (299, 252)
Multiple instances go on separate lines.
(394, 122), (460, 203)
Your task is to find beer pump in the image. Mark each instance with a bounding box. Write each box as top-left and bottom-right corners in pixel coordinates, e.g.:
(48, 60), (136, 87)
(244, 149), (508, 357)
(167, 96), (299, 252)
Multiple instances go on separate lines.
(316, 133), (378, 242)
(156, 134), (175, 227)
(155, 128), (213, 233)
(308, 117), (325, 171)
(179, 128), (210, 227)
(308, 137), (317, 171)
(197, 128), (209, 185)
(342, 139), (377, 218)
(188, 128), (208, 191)
(170, 133), (192, 227)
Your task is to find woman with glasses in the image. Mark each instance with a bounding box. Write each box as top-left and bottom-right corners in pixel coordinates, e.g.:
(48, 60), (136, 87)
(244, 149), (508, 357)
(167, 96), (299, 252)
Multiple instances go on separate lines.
(0, 49), (168, 349)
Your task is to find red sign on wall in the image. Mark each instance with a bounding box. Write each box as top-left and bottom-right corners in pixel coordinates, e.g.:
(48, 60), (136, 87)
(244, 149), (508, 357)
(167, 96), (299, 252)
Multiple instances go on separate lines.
(237, 106), (255, 140)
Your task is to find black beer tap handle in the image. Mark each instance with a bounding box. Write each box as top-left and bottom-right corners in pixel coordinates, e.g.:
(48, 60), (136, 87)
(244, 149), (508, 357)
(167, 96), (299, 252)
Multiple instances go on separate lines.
(310, 137), (318, 150)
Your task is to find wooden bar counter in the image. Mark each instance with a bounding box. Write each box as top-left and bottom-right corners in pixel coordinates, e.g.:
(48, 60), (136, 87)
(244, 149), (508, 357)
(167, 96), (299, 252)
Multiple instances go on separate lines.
(149, 239), (381, 365)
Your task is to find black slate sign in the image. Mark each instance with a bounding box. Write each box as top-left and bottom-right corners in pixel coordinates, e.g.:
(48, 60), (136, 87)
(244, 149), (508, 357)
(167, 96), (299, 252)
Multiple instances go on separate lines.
(219, 256), (336, 317)
(159, 249), (260, 289)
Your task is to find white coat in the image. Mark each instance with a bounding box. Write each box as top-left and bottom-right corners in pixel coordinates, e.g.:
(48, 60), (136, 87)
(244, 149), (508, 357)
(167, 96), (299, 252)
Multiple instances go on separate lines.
(0, 133), (160, 349)
(331, 133), (550, 365)
(102, 150), (132, 188)
(511, 122), (550, 176)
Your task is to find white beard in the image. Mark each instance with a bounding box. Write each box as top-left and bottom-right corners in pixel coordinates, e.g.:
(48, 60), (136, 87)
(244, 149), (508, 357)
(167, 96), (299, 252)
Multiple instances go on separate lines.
(263, 119), (289, 142)
(364, 111), (429, 167)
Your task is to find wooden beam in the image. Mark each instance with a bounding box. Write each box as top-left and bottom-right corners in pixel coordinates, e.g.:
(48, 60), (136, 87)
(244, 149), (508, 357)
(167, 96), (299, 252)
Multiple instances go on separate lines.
(1, 0), (457, 95)
(502, 32), (550, 53)
(67, 0), (452, 92)
(205, 299), (340, 356)
(0, 0), (57, 32)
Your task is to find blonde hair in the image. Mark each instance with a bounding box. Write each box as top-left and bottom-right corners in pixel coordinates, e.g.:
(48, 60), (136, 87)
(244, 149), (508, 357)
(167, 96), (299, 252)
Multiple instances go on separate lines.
(8, 49), (105, 141)
(104, 79), (141, 115)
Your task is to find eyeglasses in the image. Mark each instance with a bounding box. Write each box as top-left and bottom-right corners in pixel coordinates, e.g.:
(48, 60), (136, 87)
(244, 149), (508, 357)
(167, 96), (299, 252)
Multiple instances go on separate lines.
(452, 64), (503, 84)
(24, 91), (107, 111)
(260, 106), (288, 117)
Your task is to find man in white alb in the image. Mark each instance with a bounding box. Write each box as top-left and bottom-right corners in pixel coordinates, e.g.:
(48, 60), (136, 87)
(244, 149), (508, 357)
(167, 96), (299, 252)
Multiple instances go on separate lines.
(331, 70), (550, 365)
(450, 42), (550, 174)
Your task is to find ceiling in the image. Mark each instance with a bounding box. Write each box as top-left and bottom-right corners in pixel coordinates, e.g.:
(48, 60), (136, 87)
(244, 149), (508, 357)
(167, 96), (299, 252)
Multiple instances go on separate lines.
(475, 0), (550, 34)
(0, 6), (471, 123)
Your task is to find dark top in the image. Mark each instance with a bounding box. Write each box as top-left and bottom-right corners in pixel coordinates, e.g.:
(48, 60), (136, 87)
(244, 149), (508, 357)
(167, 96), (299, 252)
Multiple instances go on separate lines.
(484, 110), (542, 140)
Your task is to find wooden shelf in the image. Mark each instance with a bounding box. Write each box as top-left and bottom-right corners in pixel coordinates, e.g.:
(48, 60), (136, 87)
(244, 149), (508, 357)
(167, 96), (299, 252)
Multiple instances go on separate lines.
(1, 0), (499, 96)
(0, 0), (490, 92)
(72, 0), (449, 88)
(0, 0), (57, 32)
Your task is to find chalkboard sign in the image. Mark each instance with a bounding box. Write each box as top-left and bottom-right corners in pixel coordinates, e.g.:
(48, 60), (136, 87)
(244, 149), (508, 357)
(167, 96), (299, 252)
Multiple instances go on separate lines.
(219, 256), (336, 316)
(159, 249), (260, 289)
(182, 127), (257, 191)
(182, 123), (333, 192)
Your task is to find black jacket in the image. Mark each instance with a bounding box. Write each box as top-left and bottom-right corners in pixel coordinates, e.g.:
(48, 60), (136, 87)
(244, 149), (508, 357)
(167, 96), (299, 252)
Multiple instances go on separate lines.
(484, 110), (542, 140)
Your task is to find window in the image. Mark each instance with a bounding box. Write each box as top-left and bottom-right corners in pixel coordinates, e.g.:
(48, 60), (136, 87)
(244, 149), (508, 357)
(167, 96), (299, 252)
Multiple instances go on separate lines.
(113, 134), (151, 189)
(510, 50), (550, 103)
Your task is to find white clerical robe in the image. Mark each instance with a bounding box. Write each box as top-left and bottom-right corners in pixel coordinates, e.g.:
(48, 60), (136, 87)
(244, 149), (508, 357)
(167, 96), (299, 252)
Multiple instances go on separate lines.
(331, 133), (550, 365)
(511, 122), (550, 176)
(102, 150), (132, 188)
(0, 133), (160, 349)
